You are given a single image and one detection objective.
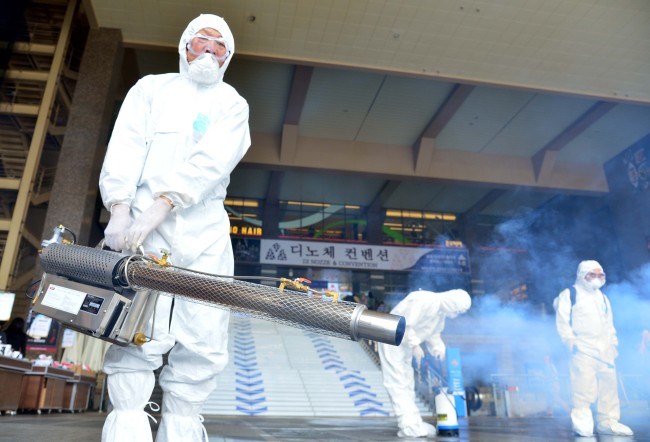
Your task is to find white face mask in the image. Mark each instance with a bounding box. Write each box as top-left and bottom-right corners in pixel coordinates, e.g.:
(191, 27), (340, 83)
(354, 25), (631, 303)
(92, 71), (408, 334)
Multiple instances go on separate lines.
(188, 54), (221, 85)
(587, 278), (605, 290)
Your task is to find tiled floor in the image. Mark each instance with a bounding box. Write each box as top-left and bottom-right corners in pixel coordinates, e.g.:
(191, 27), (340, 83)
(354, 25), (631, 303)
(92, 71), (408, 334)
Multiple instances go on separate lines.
(0, 412), (648, 442)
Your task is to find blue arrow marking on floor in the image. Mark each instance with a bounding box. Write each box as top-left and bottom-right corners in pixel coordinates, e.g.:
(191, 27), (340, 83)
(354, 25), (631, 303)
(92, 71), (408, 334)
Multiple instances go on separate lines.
(234, 324), (252, 330)
(234, 336), (253, 342)
(234, 327), (251, 333)
(236, 396), (267, 406)
(324, 363), (346, 370)
(349, 390), (377, 398)
(354, 398), (383, 407)
(360, 407), (390, 416)
(308, 336), (329, 342)
(232, 317), (267, 416)
(234, 352), (256, 359)
(344, 381), (371, 389)
(234, 361), (258, 369)
(313, 340), (334, 346)
(233, 347), (255, 356)
(304, 330), (390, 417)
(236, 406), (268, 416)
(340, 373), (365, 381)
(236, 387), (265, 395)
(316, 349), (336, 356)
(236, 371), (262, 379)
(236, 379), (263, 388)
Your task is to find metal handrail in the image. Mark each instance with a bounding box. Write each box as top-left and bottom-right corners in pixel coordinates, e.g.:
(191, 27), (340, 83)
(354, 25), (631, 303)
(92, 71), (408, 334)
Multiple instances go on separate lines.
(414, 354), (447, 412)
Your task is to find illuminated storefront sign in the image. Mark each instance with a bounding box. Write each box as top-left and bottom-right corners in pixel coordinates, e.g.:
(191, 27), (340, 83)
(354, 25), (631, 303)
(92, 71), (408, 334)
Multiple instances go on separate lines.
(230, 225), (262, 236)
(258, 239), (470, 274)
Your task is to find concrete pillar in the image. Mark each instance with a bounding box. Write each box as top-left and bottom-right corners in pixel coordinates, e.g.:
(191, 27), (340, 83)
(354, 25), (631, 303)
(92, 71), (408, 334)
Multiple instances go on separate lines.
(262, 171), (283, 238)
(457, 213), (484, 296)
(43, 28), (123, 245)
(262, 202), (280, 238)
(604, 142), (650, 275)
(369, 271), (385, 303)
(365, 209), (384, 244)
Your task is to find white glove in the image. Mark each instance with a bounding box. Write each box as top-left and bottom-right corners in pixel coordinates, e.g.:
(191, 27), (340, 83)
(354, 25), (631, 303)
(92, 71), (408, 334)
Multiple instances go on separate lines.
(412, 345), (425, 368)
(125, 198), (172, 251)
(104, 204), (132, 251)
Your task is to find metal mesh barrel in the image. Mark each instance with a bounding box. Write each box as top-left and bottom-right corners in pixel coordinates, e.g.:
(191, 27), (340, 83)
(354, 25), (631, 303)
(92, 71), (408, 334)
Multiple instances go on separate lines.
(126, 262), (363, 340)
(40, 243), (125, 290)
(37, 244), (404, 344)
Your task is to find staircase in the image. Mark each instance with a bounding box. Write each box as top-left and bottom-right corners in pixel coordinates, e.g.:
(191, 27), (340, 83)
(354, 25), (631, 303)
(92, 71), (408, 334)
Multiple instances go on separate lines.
(0, 0), (80, 303)
(201, 313), (433, 417)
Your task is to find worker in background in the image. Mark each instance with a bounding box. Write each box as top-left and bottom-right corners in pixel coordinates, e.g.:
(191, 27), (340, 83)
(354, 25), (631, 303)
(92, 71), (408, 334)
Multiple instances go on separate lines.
(99, 13), (250, 442)
(353, 292), (368, 306)
(378, 289), (471, 438)
(640, 329), (650, 355)
(542, 354), (570, 417)
(1, 317), (27, 355)
(555, 260), (633, 437)
(640, 329), (650, 408)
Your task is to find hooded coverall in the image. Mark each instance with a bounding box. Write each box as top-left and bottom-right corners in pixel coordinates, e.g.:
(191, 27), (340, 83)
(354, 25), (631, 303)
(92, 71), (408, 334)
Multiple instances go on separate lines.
(378, 289), (472, 438)
(98, 14), (250, 442)
(556, 260), (632, 437)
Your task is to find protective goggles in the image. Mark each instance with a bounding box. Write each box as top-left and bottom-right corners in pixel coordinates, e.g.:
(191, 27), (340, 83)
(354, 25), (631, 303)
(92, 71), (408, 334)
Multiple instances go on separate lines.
(585, 272), (606, 279)
(187, 33), (230, 60)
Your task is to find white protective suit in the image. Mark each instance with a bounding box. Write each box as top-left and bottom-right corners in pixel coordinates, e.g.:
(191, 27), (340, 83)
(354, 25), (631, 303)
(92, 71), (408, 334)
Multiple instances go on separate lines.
(378, 289), (471, 438)
(98, 14), (250, 442)
(555, 260), (633, 437)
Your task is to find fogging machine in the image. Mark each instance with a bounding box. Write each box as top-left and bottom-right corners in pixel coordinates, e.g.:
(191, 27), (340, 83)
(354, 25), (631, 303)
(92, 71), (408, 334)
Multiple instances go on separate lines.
(31, 231), (405, 348)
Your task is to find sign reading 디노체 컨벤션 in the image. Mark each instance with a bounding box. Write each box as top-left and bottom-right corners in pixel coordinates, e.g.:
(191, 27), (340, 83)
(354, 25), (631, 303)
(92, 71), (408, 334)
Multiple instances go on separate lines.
(259, 239), (470, 274)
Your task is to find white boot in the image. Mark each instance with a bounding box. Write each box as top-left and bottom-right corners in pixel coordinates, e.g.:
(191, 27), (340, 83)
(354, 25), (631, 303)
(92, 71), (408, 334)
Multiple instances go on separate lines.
(397, 415), (437, 438)
(102, 371), (156, 442)
(155, 393), (208, 442)
(571, 407), (594, 437)
(597, 421), (633, 436)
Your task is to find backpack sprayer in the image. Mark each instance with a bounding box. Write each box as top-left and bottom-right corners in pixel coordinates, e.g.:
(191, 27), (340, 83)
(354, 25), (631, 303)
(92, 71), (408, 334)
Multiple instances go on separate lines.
(432, 358), (461, 437)
(30, 226), (406, 348)
(417, 354), (461, 437)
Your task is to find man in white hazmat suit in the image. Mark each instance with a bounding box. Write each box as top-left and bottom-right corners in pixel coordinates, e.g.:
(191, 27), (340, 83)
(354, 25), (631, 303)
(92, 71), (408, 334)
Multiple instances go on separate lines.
(378, 289), (471, 438)
(555, 260), (633, 437)
(98, 14), (250, 442)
